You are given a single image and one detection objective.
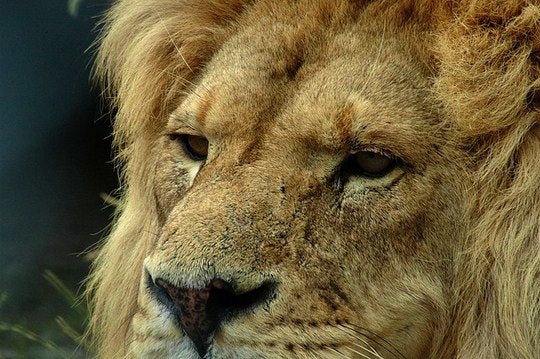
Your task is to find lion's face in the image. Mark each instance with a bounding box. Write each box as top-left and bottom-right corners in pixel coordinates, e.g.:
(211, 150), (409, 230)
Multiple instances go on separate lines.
(127, 4), (466, 359)
(91, 0), (540, 357)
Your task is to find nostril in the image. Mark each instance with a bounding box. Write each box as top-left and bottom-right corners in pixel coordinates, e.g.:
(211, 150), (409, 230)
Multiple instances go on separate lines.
(145, 271), (178, 315)
(148, 275), (274, 358)
(208, 279), (274, 318)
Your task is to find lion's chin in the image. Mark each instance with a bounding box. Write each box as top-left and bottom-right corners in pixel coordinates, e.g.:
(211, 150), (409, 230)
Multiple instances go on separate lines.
(130, 313), (241, 359)
(129, 338), (196, 359)
(130, 337), (251, 359)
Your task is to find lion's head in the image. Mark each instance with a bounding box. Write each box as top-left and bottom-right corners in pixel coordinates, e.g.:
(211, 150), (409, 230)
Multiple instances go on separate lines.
(87, 0), (540, 358)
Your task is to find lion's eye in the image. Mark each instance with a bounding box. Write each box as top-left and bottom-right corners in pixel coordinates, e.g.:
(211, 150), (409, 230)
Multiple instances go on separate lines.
(174, 134), (209, 161)
(346, 151), (397, 178)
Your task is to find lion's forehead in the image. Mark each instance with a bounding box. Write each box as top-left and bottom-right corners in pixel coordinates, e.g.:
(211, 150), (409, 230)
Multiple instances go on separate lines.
(177, 17), (444, 168)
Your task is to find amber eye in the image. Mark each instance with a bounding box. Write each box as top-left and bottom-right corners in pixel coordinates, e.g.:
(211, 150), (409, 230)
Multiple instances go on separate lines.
(174, 134), (209, 161)
(346, 151), (398, 178)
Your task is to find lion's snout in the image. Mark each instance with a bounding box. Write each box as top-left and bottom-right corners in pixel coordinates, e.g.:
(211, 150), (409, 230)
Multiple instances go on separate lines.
(145, 263), (276, 357)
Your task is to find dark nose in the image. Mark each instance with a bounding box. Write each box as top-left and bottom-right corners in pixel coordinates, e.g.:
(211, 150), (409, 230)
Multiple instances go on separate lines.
(149, 275), (274, 358)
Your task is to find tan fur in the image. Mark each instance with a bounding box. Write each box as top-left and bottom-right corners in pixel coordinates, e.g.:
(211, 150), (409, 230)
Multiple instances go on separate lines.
(87, 0), (539, 358)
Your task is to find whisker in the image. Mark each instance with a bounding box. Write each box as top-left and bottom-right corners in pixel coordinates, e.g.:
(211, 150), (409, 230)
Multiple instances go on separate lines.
(155, 13), (193, 74)
(327, 346), (351, 359)
(340, 323), (407, 359)
(164, 71), (203, 99)
(345, 345), (380, 359)
(151, 10), (212, 95)
(349, 343), (385, 359)
(339, 326), (385, 358)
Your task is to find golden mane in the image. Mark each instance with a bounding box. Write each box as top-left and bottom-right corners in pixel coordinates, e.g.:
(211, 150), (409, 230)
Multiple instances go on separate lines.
(436, 1), (540, 357)
(87, 0), (539, 357)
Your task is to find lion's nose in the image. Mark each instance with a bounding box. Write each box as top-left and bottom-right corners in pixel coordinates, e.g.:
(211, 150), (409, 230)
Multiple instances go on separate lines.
(149, 275), (273, 358)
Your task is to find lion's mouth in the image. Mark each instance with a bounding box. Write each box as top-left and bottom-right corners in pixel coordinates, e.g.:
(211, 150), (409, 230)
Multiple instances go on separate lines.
(146, 270), (275, 357)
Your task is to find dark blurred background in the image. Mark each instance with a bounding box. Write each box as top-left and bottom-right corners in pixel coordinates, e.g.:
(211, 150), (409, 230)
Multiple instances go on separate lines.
(0, 1), (116, 356)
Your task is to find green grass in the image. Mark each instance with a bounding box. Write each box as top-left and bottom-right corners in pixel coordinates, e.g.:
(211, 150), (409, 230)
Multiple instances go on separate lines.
(0, 271), (91, 358)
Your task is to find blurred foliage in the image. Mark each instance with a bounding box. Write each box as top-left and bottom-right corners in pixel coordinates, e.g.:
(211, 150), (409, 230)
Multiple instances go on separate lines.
(67, 0), (85, 17)
(0, 0), (107, 357)
(0, 271), (90, 358)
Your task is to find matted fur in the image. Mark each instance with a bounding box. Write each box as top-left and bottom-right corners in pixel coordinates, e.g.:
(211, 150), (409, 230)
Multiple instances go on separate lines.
(87, 0), (539, 358)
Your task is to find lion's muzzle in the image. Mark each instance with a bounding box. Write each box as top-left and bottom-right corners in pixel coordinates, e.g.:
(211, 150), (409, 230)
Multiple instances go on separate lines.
(146, 270), (275, 357)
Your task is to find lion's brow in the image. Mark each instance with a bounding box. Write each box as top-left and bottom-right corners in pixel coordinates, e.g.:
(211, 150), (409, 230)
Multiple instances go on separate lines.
(170, 111), (199, 131)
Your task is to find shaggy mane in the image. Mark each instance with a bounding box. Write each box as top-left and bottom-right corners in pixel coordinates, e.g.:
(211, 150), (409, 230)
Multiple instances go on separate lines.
(436, 1), (540, 357)
(88, 0), (539, 357)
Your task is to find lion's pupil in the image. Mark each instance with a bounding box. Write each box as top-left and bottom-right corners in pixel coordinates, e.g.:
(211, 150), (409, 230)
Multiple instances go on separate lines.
(354, 151), (394, 176)
(185, 135), (209, 159)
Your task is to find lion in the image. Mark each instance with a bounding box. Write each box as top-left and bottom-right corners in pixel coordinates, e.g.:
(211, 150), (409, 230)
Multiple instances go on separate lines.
(87, 0), (540, 358)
